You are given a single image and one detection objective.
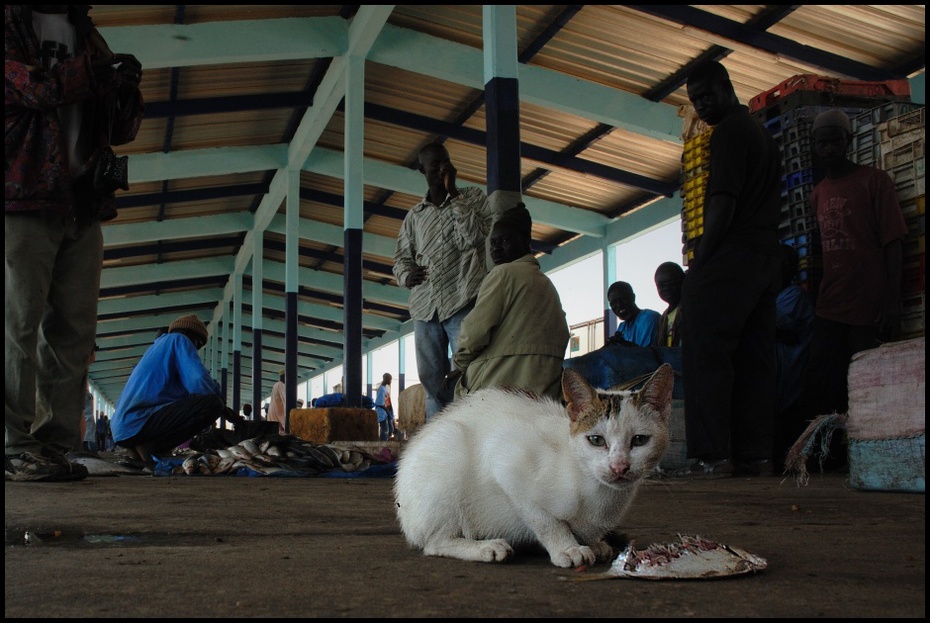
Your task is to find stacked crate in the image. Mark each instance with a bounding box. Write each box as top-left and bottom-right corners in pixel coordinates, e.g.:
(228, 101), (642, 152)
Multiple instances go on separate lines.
(679, 128), (712, 264)
(877, 108), (926, 338)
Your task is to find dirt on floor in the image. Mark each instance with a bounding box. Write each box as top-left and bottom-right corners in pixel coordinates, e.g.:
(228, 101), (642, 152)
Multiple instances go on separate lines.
(4, 464), (925, 618)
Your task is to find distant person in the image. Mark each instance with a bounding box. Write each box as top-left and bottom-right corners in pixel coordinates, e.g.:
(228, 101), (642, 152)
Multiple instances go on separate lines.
(772, 244), (815, 467)
(375, 373), (394, 441)
(82, 389), (96, 453)
(774, 244), (815, 415)
(82, 344), (99, 452)
(267, 370), (286, 433)
(393, 141), (492, 419)
(5, 4), (144, 482)
(96, 415), (110, 454)
(653, 262), (685, 347)
(243, 403), (253, 420)
(605, 281), (660, 348)
(783, 109), (907, 468)
(447, 204), (570, 401)
(677, 60), (782, 478)
(110, 314), (236, 470)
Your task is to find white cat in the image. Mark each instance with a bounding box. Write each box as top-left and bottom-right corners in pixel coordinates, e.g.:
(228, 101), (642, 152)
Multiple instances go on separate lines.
(394, 364), (673, 568)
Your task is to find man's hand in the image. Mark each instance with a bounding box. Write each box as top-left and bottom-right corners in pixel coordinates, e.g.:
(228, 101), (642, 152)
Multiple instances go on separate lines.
(444, 369), (463, 391)
(93, 53), (142, 90)
(112, 54), (142, 86)
(405, 265), (429, 287)
(606, 335), (637, 347)
(225, 406), (246, 427)
(441, 162), (458, 197)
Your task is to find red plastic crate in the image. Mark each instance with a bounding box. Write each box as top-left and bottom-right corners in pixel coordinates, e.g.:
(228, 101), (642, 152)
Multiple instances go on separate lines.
(749, 74), (911, 113)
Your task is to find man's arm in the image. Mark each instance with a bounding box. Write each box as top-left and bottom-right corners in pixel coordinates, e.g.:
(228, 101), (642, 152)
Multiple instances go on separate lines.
(692, 192), (736, 269)
(176, 341), (223, 396)
(450, 187), (492, 250)
(4, 44), (93, 111)
(393, 214), (425, 288)
(451, 270), (506, 371)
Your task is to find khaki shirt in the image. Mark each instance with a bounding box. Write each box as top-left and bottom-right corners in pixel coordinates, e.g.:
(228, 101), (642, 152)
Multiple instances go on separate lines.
(453, 254), (570, 401)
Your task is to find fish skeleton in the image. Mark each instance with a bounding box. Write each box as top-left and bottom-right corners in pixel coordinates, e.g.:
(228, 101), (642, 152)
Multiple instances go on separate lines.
(572, 534), (767, 581)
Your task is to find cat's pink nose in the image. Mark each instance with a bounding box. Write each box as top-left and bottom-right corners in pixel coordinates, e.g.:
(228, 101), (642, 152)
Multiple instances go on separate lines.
(611, 461), (630, 478)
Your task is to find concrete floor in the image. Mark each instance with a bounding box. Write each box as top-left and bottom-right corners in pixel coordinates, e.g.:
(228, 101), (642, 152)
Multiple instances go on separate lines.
(4, 465), (925, 618)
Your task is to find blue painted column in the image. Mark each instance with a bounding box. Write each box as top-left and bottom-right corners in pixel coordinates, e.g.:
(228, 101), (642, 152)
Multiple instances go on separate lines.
(232, 272), (243, 420)
(366, 351), (374, 401)
(398, 336), (407, 393)
(251, 232), (264, 420)
(342, 53), (365, 408)
(483, 6), (523, 225)
(209, 326), (217, 379)
(220, 311), (229, 407)
(284, 168), (300, 432)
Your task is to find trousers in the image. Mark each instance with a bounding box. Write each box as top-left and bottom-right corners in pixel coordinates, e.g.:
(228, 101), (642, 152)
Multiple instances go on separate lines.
(681, 245), (780, 462)
(414, 303), (473, 419)
(5, 211), (103, 456)
(117, 394), (225, 455)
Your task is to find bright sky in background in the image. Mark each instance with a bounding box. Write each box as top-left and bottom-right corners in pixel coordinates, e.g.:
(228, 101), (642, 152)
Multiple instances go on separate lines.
(294, 219), (684, 402)
(549, 219), (684, 327)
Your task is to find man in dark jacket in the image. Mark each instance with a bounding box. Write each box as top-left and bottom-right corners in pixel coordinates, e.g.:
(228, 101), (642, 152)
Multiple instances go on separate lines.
(677, 60), (782, 478)
(5, 5), (144, 482)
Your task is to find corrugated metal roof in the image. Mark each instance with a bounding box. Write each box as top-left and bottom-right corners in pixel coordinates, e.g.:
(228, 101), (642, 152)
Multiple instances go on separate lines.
(64, 4), (924, 405)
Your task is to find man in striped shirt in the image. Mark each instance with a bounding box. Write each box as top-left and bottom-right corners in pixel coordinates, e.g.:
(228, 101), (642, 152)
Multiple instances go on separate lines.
(393, 143), (492, 419)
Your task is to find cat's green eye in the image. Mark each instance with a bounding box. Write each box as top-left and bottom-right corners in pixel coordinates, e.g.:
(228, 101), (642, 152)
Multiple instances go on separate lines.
(631, 435), (649, 447)
(587, 435), (606, 447)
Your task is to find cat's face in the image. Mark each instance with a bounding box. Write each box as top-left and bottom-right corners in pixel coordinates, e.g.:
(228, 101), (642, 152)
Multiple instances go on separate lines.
(562, 365), (673, 488)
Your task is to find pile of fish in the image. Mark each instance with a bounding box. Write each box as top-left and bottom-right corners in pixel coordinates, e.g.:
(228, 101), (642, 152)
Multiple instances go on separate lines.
(172, 433), (373, 477)
(575, 534), (767, 581)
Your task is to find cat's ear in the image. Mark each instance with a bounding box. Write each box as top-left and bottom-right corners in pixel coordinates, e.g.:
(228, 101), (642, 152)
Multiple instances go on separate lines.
(638, 364), (674, 421)
(562, 368), (598, 422)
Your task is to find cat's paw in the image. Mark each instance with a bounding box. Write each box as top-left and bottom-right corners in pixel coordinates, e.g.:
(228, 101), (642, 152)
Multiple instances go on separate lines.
(588, 539), (614, 561)
(551, 545), (597, 568)
(478, 539), (514, 563)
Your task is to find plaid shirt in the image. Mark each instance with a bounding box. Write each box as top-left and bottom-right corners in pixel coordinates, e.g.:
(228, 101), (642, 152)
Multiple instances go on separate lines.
(4, 5), (143, 217)
(393, 186), (491, 322)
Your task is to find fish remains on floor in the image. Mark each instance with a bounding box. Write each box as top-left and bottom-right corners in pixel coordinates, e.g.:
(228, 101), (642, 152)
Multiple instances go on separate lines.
(574, 533), (768, 580)
(174, 434), (371, 476)
(394, 364), (674, 568)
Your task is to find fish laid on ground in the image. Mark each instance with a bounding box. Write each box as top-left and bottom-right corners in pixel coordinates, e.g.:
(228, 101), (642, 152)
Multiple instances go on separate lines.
(573, 534), (767, 581)
(166, 434), (390, 477)
(66, 452), (149, 477)
(240, 439), (262, 457)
